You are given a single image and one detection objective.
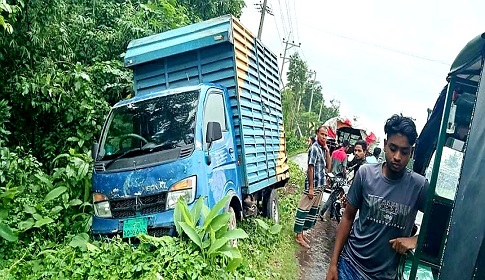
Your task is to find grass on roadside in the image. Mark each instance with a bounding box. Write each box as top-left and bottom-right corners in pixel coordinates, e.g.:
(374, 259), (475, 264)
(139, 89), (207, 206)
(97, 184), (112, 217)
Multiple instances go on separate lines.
(236, 160), (305, 279)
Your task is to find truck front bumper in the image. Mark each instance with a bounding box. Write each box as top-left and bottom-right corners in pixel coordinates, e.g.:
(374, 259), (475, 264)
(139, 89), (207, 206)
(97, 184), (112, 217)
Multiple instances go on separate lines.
(91, 210), (177, 238)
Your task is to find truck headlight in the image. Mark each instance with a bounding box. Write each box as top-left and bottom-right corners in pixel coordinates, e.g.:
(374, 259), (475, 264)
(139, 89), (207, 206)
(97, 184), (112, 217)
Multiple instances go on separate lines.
(166, 176), (197, 210)
(93, 193), (112, 218)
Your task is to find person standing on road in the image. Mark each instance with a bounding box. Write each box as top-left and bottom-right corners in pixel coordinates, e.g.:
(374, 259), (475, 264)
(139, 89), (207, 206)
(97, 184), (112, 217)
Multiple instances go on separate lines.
(326, 114), (429, 280)
(294, 125), (331, 248)
(331, 140), (350, 177)
(319, 140), (349, 220)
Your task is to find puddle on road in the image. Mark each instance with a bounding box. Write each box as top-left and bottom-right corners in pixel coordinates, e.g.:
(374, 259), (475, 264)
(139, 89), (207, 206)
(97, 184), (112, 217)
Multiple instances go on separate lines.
(296, 215), (338, 280)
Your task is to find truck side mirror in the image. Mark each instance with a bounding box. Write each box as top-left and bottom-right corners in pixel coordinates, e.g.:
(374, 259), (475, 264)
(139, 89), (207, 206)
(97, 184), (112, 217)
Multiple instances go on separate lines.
(206, 122), (222, 149)
(92, 142), (99, 160)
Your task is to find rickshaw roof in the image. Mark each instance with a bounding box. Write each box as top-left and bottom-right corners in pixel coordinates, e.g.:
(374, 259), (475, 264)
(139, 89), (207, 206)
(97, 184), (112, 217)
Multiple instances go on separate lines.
(448, 32), (485, 81)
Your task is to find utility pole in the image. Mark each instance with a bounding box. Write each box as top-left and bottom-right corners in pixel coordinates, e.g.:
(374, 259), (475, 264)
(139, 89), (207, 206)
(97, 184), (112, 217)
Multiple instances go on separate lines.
(278, 35), (301, 136)
(279, 36), (301, 87)
(318, 101), (324, 122)
(255, 0), (273, 39)
(308, 70), (317, 113)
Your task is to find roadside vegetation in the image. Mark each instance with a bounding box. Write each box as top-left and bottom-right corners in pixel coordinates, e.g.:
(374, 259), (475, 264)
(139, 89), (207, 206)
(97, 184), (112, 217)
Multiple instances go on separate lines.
(1, 0), (332, 279)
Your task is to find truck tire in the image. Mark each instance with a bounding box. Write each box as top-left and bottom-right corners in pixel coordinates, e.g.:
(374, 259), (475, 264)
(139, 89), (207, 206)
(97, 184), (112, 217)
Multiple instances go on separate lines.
(262, 188), (279, 223)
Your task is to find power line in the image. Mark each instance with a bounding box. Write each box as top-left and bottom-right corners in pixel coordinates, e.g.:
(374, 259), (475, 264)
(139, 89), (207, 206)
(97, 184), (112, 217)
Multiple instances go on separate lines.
(292, 0), (300, 43)
(276, 0), (287, 35)
(284, 0), (294, 39)
(271, 5), (283, 48)
(307, 25), (451, 66)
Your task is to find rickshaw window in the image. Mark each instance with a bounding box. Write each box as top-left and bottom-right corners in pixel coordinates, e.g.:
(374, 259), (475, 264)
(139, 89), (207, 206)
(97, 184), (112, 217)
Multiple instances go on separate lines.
(424, 144), (464, 201)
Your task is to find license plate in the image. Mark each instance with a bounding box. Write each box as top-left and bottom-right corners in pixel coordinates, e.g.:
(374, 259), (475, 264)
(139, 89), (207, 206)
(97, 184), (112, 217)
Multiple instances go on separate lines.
(122, 217), (148, 238)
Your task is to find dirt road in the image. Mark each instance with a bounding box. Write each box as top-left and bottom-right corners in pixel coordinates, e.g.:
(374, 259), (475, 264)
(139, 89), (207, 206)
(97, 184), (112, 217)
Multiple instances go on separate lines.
(291, 153), (338, 280)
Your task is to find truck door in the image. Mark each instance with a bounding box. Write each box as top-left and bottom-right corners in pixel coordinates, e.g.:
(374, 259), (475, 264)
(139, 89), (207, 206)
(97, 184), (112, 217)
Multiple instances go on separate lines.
(203, 89), (239, 207)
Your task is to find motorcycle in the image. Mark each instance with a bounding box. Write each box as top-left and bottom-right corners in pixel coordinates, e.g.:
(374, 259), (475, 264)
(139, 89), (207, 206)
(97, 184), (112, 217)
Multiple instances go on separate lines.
(332, 188), (348, 223)
(320, 173), (350, 222)
(330, 177), (350, 223)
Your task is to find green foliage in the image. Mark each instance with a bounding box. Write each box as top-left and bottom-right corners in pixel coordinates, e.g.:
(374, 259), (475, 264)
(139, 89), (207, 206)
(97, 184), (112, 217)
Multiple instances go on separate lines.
(253, 218), (282, 235)
(235, 160), (305, 280)
(174, 195), (249, 272)
(0, 0), (192, 167)
(288, 160), (306, 187)
(0, 235), (240, 279)
(0, 0), (22, 33)
(0, 100), (11, 146)
(177, 0), (246, 21)
(286, 131), (307, 157)
(282, 53), (339, 139)
(0, 147), (92, 262)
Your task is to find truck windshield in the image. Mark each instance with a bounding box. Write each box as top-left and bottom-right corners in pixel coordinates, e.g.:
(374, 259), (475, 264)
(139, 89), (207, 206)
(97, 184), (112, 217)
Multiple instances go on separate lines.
(98, 90), (199, 161)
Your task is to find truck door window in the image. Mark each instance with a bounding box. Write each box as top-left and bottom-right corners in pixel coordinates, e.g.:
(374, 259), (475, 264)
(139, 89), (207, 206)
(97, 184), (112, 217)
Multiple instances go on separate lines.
(203, 92), (227, 141)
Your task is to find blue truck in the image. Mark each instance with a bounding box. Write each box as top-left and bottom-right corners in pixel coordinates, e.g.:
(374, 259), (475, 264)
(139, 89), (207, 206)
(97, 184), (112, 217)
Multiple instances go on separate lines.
(90, 15), (290, 238)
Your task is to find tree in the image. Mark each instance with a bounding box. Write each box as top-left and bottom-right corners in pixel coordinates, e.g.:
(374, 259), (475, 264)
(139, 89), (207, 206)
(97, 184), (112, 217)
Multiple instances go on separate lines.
(177, 0), (246, 21)
(283, 53), (339, 138)
(0, 0), (193, 168)
(0, 0), (21, 33)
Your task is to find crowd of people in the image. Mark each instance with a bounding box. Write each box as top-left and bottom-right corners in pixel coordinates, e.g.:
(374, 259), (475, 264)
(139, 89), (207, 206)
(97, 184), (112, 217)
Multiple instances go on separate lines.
(294, 114), (429, 280)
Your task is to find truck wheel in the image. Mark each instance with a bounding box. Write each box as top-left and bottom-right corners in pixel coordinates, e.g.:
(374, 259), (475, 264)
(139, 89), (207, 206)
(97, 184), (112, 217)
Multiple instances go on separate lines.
(262, 188), (279, 223)
(228, 206), (238, 247)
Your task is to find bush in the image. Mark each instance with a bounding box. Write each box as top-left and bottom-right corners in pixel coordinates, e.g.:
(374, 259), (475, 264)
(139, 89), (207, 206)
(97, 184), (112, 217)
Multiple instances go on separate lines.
(286, 132), (307, 157)
(0, 235), (235, 280)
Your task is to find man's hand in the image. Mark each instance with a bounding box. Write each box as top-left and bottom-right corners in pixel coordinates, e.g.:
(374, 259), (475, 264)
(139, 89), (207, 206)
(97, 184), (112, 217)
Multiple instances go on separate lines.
(389, 236), (418, 255)
(308, 188), (314, 200)
(325, 264), (338, 280)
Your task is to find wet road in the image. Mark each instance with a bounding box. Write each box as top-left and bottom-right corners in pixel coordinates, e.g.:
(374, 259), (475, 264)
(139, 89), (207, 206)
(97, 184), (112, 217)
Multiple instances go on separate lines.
(291, 153), (338, 280)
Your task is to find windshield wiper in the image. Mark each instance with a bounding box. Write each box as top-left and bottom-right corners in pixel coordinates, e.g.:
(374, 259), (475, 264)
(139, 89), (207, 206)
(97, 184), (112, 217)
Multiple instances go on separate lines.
(142, 141), (183, 152)
(103, 148), (144, 170)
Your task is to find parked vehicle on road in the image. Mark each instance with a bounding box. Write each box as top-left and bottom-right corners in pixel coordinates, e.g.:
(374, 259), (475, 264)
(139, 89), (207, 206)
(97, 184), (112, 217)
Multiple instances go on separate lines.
(323, 116), (378, 154)
(400, 32), (485, 280)
(90, 15), (290, 239)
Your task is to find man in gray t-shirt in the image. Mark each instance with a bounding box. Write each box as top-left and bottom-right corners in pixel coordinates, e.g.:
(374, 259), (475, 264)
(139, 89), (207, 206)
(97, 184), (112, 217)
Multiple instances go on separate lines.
(326, 115), (429, 280)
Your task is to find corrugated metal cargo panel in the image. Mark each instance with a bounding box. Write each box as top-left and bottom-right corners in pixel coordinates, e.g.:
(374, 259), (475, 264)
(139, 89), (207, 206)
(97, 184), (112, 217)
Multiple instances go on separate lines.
(132, 43), (236, 96)
(232, 18), (289, 193)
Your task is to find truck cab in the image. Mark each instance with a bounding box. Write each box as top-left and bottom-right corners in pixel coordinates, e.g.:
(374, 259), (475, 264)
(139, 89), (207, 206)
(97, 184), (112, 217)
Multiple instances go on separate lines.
(92, 84), (242, 238)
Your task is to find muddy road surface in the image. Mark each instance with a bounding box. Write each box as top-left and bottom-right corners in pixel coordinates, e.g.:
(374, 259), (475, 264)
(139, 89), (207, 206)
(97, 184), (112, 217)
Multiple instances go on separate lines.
(291, 153), (338, 280)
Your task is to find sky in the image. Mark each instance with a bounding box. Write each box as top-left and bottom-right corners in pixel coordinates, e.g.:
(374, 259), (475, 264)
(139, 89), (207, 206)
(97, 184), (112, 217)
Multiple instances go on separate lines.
(240, 0), (485, 145)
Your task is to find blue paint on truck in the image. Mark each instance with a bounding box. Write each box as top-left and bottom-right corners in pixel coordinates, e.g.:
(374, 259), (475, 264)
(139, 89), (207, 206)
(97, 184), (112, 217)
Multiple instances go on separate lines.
(91, 15), (289, 237)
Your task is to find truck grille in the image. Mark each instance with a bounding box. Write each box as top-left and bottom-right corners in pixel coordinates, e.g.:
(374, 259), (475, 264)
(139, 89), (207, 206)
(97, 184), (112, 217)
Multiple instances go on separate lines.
(110, 193), (167, 218)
